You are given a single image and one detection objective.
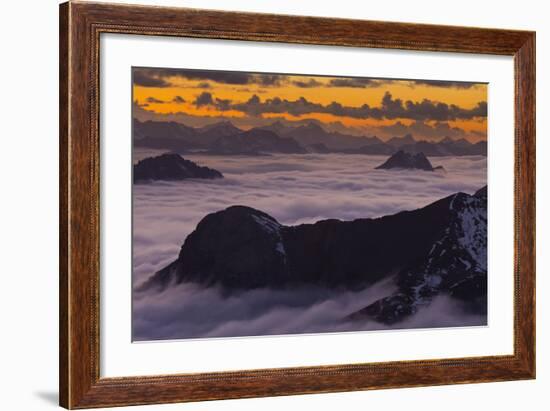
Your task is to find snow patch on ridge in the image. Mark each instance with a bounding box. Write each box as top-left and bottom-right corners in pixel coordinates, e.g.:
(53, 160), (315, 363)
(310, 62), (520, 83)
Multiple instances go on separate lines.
(252, 214), (281, 234)
(252, 214), (286, 259)
(456, 196), (487, 271)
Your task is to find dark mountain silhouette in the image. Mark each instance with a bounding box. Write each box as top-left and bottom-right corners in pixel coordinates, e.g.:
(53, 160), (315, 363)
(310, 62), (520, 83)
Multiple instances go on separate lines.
(375, 150), (439, 171)
(134, 119), (243, 150)
(134, 153), (223, 182)
(208, 128), (306, 155)
(133, 119), (487, 156)
(134, 119), (196, 141)
(307, 143), (332, 154)
(134, 120), (200, 152)
(472, 141), (488, 155)
(398, 138), (487, 156)
(348, 186), (487, 324)
(259, 120), (290, 135)
(265, 122), (486, 155)
(135, 136), (195, 152)
(399, 140), (447, 156)
(306, 141), (393, 155)
(141, 187), (487, 323)
(134, 119), (304, 155)
(387, 133), (416, 148)
(282, 122), (384, 150)
(386, 135), (487, 156)
(197, 120), (241, 136)
(340, 143), (395, 155)
(195, 121), (243, 146)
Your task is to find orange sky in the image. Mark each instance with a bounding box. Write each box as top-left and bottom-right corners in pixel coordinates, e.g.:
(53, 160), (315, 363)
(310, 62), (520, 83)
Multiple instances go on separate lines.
(133, 68), (487, 142)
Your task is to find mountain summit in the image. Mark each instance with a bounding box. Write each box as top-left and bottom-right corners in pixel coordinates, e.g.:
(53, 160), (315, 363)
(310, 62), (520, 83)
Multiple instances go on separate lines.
(134, 153), (223, 182)
(375, 150), (438, 171)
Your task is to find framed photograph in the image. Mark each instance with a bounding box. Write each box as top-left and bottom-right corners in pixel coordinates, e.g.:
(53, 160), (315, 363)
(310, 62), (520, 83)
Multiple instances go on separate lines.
(59, 2), (535, 409)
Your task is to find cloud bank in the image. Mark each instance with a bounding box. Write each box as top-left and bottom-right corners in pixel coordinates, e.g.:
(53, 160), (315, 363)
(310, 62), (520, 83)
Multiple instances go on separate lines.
(132, 150), (487, 340)
(191, 91), (487, 121)
(133, 279), (485, 341)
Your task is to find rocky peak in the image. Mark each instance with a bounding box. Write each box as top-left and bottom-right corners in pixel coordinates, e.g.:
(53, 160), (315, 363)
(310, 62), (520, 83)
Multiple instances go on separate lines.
(375, 150), (435, 171)
(167, 206), (289, 289)
(133, 153), (223, 182)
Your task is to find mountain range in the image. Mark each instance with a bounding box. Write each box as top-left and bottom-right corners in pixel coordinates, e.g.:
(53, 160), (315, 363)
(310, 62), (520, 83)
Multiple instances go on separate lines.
(140, 187), (487, 324)
(134, 119), (487, 156)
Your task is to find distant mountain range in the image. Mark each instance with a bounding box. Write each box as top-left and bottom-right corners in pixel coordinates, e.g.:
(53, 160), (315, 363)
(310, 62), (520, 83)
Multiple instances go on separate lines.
(134, 119), (487, 156)
(140, 187), (487, 324)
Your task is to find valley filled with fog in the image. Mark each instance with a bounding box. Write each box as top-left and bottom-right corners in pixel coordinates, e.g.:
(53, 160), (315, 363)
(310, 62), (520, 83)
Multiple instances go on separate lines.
(132, 149), (487, 341)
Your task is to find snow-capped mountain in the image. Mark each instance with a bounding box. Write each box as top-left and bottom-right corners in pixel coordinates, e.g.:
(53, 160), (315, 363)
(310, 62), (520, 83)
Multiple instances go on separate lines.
(348, 186), (487, 323)
(140, 187), (488, 322)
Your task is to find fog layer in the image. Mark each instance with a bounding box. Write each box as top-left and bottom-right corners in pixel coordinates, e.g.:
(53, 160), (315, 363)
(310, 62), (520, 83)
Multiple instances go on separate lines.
(132, 150), (486, 341)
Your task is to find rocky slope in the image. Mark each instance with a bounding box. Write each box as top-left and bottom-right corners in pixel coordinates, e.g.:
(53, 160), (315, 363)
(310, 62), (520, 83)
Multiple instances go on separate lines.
(134, 153), (223, 182)
(348, 185), (487, 323)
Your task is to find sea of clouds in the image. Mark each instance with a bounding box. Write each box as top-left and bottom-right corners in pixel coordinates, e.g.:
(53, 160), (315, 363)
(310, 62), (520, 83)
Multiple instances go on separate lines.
(132, 149), (487, 341)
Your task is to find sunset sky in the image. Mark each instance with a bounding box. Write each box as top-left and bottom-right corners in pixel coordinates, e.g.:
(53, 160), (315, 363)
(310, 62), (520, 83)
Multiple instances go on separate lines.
(132, 67), (487, 142)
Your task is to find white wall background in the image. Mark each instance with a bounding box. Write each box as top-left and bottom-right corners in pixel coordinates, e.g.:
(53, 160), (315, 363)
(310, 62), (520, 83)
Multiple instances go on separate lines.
(0, 0), (546, 410)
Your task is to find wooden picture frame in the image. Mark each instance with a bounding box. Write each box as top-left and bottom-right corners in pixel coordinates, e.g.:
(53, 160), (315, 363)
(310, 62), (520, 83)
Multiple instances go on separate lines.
(59, 1), (535, 408)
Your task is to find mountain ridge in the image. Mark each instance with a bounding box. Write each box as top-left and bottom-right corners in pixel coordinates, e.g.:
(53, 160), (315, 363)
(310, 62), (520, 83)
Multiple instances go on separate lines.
(140, 187), (487, 324)
(134, 118), (487, 156)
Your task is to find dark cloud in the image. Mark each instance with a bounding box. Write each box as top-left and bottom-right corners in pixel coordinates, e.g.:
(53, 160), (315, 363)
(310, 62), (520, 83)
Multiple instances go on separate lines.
(257, 74), (286, 86)
(194, 92), (232, 110)
(378, 92), (487, 121)
(200, 91), (486, 121)
(133, 69), (171, 88)
(172, 96), (186, 104)
(145, 96), (166, 104)
(167, 69), (253, 85)
(412, 80), (481, 89)
(137, 68), (287, 87)
(328, 78), (384, 88)
(134, 67), (484, 95)
(292, 79), (323, 88)
(213, 97), (233, 111)
(132, 97), (485, 141)
(232, 95), (329, 117)
(194, 92), (214, 107)
(133, 99), (150, 109)
(396, 97), (487, 121)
